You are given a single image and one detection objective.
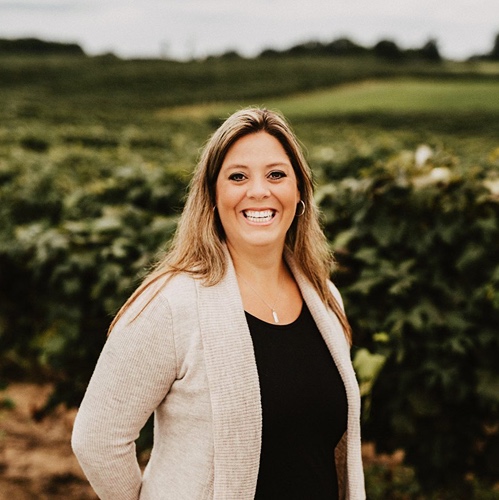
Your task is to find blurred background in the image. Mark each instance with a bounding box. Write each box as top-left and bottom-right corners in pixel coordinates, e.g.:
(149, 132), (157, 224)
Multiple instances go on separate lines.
(0, 1), (498, 498)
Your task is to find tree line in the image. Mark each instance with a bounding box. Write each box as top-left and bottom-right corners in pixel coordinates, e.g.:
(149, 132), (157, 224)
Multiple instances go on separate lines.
(256, 37), (442, 62)
(1, 32), (498, 61)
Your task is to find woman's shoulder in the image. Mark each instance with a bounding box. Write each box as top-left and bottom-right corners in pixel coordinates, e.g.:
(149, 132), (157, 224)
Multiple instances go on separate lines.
(115, 272), (199, 326)
(327, 279), (345, 310)
(144, 271), (199, 310)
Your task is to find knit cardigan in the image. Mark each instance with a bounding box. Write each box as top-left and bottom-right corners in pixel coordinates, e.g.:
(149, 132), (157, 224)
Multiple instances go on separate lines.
(72, 252), (366, 499)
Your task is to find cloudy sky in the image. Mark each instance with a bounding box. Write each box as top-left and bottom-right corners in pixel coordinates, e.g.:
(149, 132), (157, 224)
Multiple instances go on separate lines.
(1, 0), (498, 60)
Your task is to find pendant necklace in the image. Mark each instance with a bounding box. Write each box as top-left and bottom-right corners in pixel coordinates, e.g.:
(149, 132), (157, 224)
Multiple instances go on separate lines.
(237, 272), (282, 324)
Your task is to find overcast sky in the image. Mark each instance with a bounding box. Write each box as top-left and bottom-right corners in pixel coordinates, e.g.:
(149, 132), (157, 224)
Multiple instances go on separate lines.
(1, 0), (498, 60)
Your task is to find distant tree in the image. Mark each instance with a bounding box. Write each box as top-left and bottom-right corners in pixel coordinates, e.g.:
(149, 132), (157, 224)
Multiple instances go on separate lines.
(468, 32), (499, 61)
(374, 39), (404, 60)
(0, 38), (85, 56)
(286, 41), (326, 56)
(258, 48), (282, 58)
(418, 39), (441, 62)
(219, 50), (243, 60)
(324, 37), (369, 56)
(205, 49), (244, 62)
(491, 33), (499, 60)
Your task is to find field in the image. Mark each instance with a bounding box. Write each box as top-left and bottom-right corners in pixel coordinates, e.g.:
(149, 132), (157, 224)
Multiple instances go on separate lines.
(167, 78), (499, 116)
(1, 53), (499, 498)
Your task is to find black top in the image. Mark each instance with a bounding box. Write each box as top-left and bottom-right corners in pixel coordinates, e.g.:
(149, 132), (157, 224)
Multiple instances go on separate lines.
(246, 303), (348, 500)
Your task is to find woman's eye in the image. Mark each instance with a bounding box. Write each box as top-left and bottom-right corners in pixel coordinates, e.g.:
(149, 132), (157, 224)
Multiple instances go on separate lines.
(268, 171), (286, 180)
(228, 173), (246, 181)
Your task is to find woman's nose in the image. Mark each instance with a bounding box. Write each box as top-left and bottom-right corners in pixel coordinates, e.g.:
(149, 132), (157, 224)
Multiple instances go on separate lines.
(246, 177), (270, 199)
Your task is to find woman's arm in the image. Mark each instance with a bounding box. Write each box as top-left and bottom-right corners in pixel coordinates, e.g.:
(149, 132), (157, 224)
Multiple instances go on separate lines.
(72, 289), (177, 500)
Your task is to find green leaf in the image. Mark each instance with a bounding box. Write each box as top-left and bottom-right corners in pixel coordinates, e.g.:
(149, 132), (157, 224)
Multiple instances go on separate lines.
(476, 370), (499, 405)
(353, 348), (387, 397)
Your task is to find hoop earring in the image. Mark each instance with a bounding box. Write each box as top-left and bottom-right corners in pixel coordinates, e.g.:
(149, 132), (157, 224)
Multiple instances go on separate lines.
(296, 200), (306, 217)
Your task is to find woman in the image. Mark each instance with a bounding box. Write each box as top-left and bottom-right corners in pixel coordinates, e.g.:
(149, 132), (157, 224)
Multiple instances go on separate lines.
(72, 108), (365, 499)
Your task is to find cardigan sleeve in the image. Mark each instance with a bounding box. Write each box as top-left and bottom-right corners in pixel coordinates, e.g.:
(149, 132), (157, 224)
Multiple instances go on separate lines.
(72, 286), (177, 500)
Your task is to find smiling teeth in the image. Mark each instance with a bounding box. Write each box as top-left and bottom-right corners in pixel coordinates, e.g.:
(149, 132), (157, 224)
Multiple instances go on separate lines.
(244, 210), (274, 223)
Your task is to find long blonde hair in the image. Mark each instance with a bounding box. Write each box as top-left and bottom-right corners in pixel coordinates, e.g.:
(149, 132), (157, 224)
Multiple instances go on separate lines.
(109, 108), (351, 343)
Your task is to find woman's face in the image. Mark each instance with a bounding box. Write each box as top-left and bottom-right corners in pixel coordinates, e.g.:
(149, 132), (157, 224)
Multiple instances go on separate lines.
(215, 131), (300, 255)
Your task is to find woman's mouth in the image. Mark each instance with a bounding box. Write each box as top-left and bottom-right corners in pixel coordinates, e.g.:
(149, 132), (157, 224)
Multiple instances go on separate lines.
(243, 209), (276, 223)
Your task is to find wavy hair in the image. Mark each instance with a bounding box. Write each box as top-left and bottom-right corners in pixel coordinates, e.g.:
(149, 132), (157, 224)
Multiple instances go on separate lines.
(109, 108), (351, 343)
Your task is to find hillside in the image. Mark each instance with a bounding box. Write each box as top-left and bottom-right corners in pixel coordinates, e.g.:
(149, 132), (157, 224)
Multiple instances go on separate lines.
(1, 53), (498, 121)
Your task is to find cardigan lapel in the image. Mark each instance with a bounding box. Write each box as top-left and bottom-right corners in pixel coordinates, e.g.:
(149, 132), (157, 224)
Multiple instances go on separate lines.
(285, 252), (351, 366)
(286, 252), (360, 399)
(286, 253), (363, 499)
(196, 256), (262, 499)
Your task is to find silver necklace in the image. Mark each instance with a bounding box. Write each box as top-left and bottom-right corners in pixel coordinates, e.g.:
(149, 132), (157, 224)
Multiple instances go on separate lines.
(237, 272), (282, 323)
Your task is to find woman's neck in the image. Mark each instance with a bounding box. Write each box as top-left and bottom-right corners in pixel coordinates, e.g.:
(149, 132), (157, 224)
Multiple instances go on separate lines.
(227, 242), (285, 285)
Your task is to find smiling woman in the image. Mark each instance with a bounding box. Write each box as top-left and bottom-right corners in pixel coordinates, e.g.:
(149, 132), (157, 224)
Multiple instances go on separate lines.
(71, 107), (366, 499)
(216, 132), (301, 259)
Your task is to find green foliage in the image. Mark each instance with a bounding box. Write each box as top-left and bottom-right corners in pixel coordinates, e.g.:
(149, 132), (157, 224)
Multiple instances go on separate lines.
(0, 154), (186, 406)
(319, 148), (499, 492)
(1, 53), (499, 494)
(363, 462), (422, 499)
(364, 461), (499, 499)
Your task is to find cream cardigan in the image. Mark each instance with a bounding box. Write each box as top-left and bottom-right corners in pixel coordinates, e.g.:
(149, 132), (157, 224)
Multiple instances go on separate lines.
(72, 253), (365, 499)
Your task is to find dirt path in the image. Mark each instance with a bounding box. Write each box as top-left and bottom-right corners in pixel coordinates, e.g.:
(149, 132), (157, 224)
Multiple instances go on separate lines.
(0, 383), (97, 499)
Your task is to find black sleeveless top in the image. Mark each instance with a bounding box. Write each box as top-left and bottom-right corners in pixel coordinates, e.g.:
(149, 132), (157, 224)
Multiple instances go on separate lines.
(246, 303), (348, 499)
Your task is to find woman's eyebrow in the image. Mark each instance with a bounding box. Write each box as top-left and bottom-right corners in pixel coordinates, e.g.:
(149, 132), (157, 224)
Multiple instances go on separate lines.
(223, 161), (290, 170)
